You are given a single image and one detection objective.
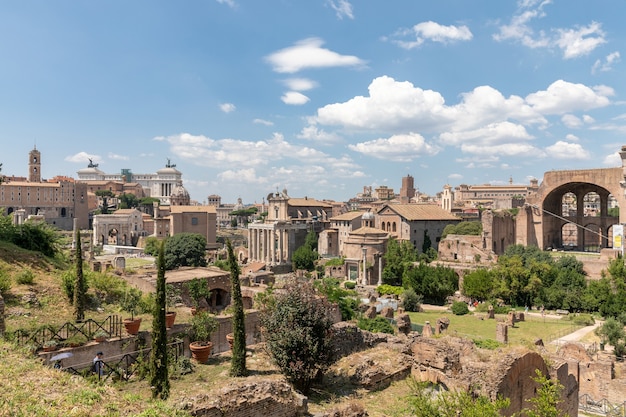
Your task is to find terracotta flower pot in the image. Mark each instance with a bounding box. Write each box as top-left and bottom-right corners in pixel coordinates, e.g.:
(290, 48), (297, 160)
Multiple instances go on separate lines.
(226, 333), (234, 350)
(165, 311), (176, 329)
(123, 317), (142, 335)
(189, 341), (213, 363)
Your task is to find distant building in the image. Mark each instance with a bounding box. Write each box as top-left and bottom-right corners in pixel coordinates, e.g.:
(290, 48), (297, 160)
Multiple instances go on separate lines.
(77, 159), (184, 205)
(0, 147), (89, 230)
(376, 203), (461, 251)
(247, 189), (332, 271)
(452, 178), (539, 210)
(399, 174), (416, 203)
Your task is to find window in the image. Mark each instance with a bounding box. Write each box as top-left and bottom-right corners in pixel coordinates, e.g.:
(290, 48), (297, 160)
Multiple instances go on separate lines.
(191, 217), (198, 225)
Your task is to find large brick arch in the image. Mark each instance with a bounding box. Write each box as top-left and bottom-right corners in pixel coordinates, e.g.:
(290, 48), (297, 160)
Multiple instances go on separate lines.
(518, 167), (626, 251)
(487, 351), (550, 416)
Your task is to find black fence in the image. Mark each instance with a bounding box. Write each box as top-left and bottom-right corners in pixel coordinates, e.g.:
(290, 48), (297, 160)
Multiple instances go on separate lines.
(579, 394), (626, 416)
(61, 339), (185, 382)
(13, 315), (124, 349)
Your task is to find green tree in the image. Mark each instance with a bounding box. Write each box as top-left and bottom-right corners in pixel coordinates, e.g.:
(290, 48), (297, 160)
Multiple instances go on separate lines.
(164, 233), (207, 270)
(143, 236), (162, 257)
(304, 230), (318, 251)
(119, 192), (140, 209)
(382, 238), (417, 286)
(403, 263), (458, 305)
(442, 221), (482, 238)
(314, 277), (358, 321)
(292, 245), (318, 271)
(73, 229), (87, 322)
(595, 317), (626, 348)
(523, 369), (565, 417)
(461, 268), (494, 301)
(12, 221), (61, 257)
(260, 280), (334, 394)
(227, 239), (247, 377)
(150, 241), (169, 399)
(95, 189), (115, 214)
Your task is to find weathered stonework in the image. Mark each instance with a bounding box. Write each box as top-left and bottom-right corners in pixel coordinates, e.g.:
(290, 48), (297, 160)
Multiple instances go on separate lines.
(180, 378), (308, 417)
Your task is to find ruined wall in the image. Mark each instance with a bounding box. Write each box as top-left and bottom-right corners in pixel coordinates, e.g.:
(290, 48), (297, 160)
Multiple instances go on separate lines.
(182, 378), (308, 417)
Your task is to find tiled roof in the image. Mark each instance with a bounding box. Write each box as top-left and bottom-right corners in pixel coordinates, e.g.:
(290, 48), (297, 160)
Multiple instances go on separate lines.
(350, 226), (388, 236)
(379, 204), (459, 221)
(169, 205), (216, 213)
(330, 211), (363, 221)
(288, 198), (332, 208)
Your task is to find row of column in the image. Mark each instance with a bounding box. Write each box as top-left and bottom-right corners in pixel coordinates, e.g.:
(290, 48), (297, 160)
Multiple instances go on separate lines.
(248, 227), (290, 265)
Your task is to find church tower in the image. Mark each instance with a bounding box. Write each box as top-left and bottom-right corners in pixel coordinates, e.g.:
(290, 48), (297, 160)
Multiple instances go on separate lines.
(29, 147), (41, 183)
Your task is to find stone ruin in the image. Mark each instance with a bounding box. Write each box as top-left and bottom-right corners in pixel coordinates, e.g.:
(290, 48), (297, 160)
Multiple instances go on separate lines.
(328, 323), (579, 417)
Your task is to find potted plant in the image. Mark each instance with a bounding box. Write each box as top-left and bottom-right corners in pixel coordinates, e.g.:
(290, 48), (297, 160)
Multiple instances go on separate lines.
(43, 339), (59, 352)
(121, 287), (143, 335)
(188, 310), (218, 363)
(226, 332), (234, 350)
(165, 284), (181, 329)
(65, 333), (88, 347)
(93, 330), (108, 343)
(184, 278), (211, 315)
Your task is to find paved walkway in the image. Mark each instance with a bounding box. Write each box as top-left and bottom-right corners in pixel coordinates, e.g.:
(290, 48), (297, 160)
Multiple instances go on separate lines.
(550, 321), (603, 348)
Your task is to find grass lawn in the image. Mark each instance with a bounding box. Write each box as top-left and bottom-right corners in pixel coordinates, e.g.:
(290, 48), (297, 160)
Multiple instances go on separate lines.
(406, 310), (582, 349)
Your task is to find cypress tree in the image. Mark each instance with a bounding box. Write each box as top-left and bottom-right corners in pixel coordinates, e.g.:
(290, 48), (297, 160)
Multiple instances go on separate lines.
(72, 228), (86, 322)
(227, 239), (247, 376)
(150, 241), (169, 399)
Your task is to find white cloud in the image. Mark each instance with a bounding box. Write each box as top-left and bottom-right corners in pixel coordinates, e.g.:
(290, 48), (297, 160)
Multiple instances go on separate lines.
(218, 168), (265, 184)
(525, 80), (611, 114)
(155, 132), (362, 180)
(348, 132), (439, 162)
(461, 142), (543, 157)
(439, 121), (534, 147)
(448, 173), (463, 180)
(265, 38), (365, 73)
(220, 103), (236, 113)
(281, 91), (310, 105)
(326, 0), (353, 20)
(65, 152), (101, 164)
(561, 114), (582, 128)
(283, 78), (318, 91)
(297, 125), (342, 144)
(603, 152), (621, 166)
(582, 114), (595, 124)
(494, 3), (606, 59)
(592, 51), (621, 74)
(545, 141), (590, 159)
(392, 21), (472, 49)
(565, 134), (580, 142)
(556, 22), (606, 59)
(216, 0), (236, 8)
(253, 118), (274, 126)
(108, 152), (129, 161)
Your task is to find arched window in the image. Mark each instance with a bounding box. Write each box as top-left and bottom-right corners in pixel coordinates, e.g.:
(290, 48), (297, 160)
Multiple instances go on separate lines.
(392, 222), (397, 232)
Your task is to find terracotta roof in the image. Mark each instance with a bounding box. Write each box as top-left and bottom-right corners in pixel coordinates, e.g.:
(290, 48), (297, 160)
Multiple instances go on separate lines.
(169, 205), (216, 214)
(378, 204), (459, 221)
(350, 226), (388, 236)
(288, 198), (332, 208)
(330, 211), (363, 221)
(113, 209), (140, 214)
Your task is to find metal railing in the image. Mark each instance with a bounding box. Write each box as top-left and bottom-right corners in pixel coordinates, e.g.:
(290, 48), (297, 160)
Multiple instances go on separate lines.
(13, 315), (124, 348)
(579, 394), (626, 416)
(62, 339), (185, 382)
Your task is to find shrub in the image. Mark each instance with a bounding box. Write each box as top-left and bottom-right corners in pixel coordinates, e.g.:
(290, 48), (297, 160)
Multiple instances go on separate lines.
(357, 316), (395, 334)
(451, 301), (470, 316)
(473, 338), (502, 350)
(90, 272), (127, 304)
(15, 268), (35, 285)
(402, 288), (422, 312)
(570, 313), (595, 326)
(0, 269), (12, 294)
(344, 280), (356, 290)
(377, 284), (403, 297)
(260, 280), (334, 394)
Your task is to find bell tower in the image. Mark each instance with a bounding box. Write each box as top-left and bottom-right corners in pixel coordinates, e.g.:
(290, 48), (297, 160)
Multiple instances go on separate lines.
(29, 146), (41, 183)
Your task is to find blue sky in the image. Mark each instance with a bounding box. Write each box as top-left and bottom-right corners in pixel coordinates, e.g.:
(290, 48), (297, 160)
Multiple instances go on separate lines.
(1, 0), (625, 204)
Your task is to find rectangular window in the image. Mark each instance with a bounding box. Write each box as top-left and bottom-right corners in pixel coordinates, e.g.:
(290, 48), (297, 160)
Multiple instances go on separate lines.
(191, 217), (198, 225)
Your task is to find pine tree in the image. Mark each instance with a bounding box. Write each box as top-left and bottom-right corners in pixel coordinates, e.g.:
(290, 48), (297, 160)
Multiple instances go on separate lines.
(150, 241), (169, 399)
(227, 239), (247, 376)
(72, 228), (86, 322)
